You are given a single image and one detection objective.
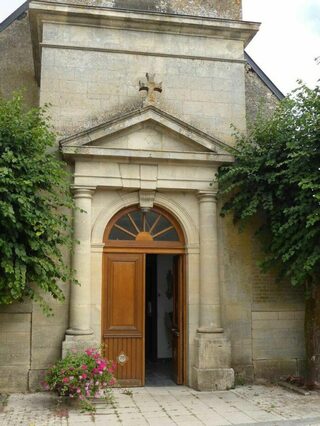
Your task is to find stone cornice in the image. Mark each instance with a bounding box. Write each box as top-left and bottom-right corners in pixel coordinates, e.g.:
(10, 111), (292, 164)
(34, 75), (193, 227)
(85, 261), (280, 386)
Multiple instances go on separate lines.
(62, 145), (234, 165)
(59, 105), (233, 155)
(29, 0), (259, 83)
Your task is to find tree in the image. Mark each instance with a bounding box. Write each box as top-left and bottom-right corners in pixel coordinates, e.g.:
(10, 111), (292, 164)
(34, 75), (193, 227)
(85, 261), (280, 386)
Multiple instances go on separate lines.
(0, 93), (75, 313)
(218, 82), (320, 387)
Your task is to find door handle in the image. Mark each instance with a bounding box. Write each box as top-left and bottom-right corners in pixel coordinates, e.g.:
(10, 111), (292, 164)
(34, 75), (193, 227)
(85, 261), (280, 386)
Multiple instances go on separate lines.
(171, 328), (180, 337)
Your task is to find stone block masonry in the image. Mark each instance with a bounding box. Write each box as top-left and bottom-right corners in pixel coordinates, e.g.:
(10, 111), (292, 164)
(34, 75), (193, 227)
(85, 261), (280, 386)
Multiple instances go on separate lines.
(0, 313), (31, 392)
(252, 310), (305, 379)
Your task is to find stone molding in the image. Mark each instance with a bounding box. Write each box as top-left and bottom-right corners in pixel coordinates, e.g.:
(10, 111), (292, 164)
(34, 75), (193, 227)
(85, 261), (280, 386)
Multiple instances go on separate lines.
(40, 42), (246, 65)
(72, 186), (96, 199)
(91, 190), (198, 247)
(139, 190), (156, 209)
(198, 190), (218, 203)
(29, 1), (259, 81)
(60, 105), (231, 155)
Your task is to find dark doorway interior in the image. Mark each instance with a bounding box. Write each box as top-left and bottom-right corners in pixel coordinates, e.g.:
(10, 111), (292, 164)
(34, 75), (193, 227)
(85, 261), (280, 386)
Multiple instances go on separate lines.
(145, 254), (175, 386)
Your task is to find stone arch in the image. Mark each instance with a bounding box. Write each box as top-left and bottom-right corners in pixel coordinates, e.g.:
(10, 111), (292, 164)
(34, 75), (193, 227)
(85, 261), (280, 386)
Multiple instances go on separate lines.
(91, 191), (198, 249)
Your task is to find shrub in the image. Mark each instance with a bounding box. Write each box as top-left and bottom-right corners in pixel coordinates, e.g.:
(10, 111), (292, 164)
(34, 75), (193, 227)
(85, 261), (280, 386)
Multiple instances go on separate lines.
(0, 93), (75, 312)
(43, 348), (117, 411)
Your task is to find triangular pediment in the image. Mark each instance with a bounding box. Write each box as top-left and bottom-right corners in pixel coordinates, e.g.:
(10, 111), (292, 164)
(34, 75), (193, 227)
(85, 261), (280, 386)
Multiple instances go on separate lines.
(60, 106), (234, 163)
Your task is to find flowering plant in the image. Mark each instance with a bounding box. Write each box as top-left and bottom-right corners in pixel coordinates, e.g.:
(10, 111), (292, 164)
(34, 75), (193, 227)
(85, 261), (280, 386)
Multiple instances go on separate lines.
(43, 348), (117, 411)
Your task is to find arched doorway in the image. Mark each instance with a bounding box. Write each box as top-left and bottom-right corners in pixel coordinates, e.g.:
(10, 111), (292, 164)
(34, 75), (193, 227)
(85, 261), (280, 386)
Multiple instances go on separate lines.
(102, 205), (186, 387)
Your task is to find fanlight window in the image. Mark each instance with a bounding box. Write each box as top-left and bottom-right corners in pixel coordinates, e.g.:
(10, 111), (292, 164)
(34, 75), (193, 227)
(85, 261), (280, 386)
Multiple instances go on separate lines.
(108, 208), (180, 242)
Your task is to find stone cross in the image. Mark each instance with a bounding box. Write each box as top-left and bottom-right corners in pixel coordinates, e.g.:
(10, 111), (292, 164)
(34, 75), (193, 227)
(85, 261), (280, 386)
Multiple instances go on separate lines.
(139, 73), (162, 105)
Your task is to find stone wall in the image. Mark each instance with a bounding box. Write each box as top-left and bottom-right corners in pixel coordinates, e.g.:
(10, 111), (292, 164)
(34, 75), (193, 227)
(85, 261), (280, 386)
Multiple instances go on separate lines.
(0, 13), (39, 107)
(40, 21), (246, 143)
(221, 211), (305, 381)
(0, 12), (39, 393)
(245, 63), (279, 126)
(0, 303), (32, 393)
(243, 65), (305, 380)
(36, 0), (242, 19)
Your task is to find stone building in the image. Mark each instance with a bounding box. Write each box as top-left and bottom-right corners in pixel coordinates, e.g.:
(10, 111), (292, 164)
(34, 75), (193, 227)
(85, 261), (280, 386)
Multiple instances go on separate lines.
(0, 0), (305, 393)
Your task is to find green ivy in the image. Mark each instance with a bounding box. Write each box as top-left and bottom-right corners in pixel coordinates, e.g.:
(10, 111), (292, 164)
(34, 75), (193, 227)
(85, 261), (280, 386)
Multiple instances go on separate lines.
(218, 81), (320, 290)
(0, 93), (75, 313)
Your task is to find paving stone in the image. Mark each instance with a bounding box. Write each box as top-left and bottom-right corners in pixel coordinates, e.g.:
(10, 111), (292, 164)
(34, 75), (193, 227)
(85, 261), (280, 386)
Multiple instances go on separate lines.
(1, 385), (320, 425)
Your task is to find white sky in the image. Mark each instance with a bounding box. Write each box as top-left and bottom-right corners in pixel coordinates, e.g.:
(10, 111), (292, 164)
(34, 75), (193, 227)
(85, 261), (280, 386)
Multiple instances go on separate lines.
(1, 0), (319, 95)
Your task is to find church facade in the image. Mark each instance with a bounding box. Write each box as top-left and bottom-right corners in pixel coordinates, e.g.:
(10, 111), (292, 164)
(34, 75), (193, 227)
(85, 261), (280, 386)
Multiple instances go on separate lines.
(0, 0), (305, 392)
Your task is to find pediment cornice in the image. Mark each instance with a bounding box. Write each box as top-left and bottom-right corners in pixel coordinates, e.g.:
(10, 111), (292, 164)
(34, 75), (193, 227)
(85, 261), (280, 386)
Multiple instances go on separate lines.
(60, 105), (234, 165)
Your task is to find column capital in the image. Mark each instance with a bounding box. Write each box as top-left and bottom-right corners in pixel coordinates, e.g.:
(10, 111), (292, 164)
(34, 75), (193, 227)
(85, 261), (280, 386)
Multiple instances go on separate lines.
(71, 186), (96, 199)
(197, 190), (218, 203)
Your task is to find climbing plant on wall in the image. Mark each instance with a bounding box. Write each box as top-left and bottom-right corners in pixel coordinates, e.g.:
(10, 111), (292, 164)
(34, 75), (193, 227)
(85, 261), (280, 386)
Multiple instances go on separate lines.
(0, 93), (75, 313)
(218, 81), (320, 387)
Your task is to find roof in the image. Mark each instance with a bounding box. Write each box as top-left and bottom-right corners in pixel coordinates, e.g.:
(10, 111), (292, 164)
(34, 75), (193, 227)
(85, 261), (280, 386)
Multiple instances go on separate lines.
(244, 51), (285, 100)
(0, 1), (29, 33)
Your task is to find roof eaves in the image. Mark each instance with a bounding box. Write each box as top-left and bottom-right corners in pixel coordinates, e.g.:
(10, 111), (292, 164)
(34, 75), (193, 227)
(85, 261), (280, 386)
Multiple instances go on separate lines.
(244, 51), (285, 100)
(0, 1), (29, 33)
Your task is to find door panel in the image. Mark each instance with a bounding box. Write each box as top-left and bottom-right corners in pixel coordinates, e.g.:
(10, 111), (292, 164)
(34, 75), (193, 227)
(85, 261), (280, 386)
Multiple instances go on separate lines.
(103, 253), (145, 386)
(172, 255), (184, 385)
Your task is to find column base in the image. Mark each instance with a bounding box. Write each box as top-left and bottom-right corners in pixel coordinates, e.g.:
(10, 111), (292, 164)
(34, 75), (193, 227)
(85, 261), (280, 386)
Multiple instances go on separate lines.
(192, 331), (234, 391)
(62, 334), (99, 358)
(66, 328), (94, 336)
(192, 367), (235, 391)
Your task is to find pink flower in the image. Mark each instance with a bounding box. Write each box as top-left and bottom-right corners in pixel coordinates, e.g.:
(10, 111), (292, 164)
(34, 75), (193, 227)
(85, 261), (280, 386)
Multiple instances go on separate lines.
(62, 377), (69, 383)
(82, 373), (87, 379)
(109, 378), (116, 386)
(70, 376), (74, 380)
(98, 361), (106, 370)
(81, 364), (88, 370)
(93, 368), (99, 374)
(77, 388), (81, 394)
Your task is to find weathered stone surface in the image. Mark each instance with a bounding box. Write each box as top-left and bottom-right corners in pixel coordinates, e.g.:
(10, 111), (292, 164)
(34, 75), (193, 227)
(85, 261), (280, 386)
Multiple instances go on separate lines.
(193, 367), (235, 391)
(62, 335), (99, 358)
(28, 369), (47, 392)
(193, 333), (234, 390)
(36, 0), (242, 19)
(0, 313), (31, 392)
(245, 63), (279, 126)
(0, 13), (39, 107)
(0, 366), (30, 393)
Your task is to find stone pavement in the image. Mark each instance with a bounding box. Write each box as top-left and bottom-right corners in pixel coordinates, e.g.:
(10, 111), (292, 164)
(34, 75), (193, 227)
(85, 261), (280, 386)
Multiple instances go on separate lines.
(1, 385), (320, 426)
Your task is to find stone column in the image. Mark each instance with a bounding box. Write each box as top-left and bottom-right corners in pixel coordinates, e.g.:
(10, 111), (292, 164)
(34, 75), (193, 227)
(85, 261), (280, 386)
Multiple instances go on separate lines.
(63, 187), (98, 356)
(198, 191), (222, 332)
(192, 189), (234, 391)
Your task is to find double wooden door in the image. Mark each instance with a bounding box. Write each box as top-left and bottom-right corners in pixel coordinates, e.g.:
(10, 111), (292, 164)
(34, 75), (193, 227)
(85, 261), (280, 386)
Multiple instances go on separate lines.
(102, 253), (184, 386)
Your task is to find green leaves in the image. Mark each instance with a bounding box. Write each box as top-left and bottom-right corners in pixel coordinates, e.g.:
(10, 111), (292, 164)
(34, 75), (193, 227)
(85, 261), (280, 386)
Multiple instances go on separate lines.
(218, 82), (320, 290)
(0, 93), (75, 312)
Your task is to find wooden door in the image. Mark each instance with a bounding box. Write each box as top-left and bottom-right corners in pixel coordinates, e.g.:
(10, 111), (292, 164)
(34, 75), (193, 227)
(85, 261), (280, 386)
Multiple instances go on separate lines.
(172, 255), (184, 384)
(102, 253), (145, 386)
